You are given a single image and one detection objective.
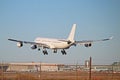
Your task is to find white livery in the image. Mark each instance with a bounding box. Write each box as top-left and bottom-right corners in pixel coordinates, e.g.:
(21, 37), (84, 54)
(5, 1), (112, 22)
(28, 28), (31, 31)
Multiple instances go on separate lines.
(8, 24), (113, 55)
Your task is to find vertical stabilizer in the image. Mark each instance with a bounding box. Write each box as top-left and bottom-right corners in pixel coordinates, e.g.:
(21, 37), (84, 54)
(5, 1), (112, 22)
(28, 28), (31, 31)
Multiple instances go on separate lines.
(67, 24), (76, 42)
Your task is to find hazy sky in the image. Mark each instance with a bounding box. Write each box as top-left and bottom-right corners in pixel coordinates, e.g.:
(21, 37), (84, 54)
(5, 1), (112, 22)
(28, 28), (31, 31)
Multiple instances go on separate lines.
(0, 0), (120, 65)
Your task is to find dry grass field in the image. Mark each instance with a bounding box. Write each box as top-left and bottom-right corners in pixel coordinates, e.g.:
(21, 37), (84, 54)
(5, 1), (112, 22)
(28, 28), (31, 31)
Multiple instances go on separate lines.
(0, 71), (120, 80)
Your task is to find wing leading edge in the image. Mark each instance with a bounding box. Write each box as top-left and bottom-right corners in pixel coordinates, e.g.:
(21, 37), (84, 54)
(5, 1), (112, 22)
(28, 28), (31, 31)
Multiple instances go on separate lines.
(75, 36), (113, 46)
(8, 38), (50, 48)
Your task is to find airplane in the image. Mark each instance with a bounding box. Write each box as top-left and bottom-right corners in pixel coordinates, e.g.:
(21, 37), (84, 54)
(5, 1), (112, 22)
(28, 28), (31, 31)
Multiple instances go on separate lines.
(8, 24), (113, 55)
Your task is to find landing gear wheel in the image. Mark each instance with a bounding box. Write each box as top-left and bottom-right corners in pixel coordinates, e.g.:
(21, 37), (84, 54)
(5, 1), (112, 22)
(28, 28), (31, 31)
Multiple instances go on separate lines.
(38, 48), (40, 51)
(61, 49), (67, 55)
(43, 50), (48, 55)
(53, 49), (57, 53)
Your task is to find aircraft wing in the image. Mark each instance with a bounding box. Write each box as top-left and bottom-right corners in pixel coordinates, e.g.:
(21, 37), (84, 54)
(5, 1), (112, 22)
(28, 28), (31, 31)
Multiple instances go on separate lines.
(8, 38), (50, 48)
(75, 36), (113, 45)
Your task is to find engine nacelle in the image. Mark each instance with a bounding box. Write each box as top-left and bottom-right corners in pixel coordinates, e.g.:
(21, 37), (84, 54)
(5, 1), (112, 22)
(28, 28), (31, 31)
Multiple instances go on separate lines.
(31, 45), (37, 49)
(84, 43), (92, 47)
(17, 42), (23, 48)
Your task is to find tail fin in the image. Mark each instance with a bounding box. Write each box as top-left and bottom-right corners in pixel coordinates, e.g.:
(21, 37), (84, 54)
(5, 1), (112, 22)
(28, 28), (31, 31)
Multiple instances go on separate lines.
(67, 24), (76, 42)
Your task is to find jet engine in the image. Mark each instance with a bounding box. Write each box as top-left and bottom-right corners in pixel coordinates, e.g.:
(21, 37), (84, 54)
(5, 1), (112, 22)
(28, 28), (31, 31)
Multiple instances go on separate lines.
(84, 43), (92, 47)
(17, 42), (23, 48)
(31, 45), (37, 49)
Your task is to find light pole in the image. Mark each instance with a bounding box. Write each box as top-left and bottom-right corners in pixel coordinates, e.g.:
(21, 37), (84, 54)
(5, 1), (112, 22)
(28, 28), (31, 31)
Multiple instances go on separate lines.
(89, 56), (92, 80)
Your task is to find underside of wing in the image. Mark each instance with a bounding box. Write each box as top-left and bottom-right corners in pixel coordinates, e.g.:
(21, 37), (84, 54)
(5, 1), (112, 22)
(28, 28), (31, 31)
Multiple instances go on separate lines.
(75, 36), (113, 47)
(8, 38), (50, 48)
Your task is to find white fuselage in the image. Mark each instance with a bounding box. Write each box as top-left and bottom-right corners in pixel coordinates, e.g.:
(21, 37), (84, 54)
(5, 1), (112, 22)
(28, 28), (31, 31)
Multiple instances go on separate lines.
(35, 37), (72, 49)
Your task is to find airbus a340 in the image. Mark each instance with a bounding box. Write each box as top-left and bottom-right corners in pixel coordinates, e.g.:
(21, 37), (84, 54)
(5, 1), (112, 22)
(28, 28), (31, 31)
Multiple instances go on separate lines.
(8, 24), (112, 55)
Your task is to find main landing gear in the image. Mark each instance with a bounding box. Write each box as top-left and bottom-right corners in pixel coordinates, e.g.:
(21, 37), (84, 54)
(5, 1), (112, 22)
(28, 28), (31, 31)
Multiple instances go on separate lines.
(38, 47), (48, 55)
(43, 50), (48, 55)
(42, 49), (67, 55)
(38, 48), (67, 55)
(61, 49), (67, 55)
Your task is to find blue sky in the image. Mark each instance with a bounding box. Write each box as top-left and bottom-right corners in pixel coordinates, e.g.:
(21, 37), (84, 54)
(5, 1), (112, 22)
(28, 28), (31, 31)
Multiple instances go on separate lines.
(0, 0), (120, 65)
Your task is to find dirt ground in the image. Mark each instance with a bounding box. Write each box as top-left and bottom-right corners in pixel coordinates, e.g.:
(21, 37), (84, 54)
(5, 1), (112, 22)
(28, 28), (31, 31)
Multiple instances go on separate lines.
(0, 71), (120, 80)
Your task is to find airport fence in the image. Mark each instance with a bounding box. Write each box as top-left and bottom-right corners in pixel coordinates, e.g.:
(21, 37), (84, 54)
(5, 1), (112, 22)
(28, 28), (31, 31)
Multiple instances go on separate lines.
(0, 62), (120, 80)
